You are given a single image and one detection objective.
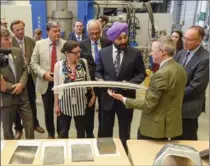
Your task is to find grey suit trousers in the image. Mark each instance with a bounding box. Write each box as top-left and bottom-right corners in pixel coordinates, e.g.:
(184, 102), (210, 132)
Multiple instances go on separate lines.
(1, 101), (34, 140)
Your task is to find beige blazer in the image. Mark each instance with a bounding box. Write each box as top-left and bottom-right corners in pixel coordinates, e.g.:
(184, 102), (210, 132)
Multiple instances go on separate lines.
(30, 38), (66, 94)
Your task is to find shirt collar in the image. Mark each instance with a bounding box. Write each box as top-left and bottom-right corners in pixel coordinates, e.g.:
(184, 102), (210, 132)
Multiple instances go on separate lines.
(188, 44), (201, 55)
(113, 45), (118, 53)
(15, 36), (24, 44)
(160, 57), (173, 68)
(48, 38), (59, 46)
(91, 39), (100, 45)
(75, 33), (82, 38)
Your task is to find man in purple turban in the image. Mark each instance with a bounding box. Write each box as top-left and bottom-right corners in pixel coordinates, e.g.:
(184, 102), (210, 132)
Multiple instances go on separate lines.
(96, 22), (146, 153)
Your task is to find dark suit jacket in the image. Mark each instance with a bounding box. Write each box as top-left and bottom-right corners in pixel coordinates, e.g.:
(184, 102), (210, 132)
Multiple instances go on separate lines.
(174, 46), (209, 119)
(0, 47), (28, 107)
(69, 32), (87, 42)
(96, 45), (146, 111)
(79, 38), (112, 80)
(12, 36), (36, 83)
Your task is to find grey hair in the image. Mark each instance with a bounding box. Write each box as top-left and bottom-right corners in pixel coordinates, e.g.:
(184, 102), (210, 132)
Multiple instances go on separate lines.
(153, 36), (176, 56)
(0, 27), (11, 38)
(86, 19), (102, 33)
(46, 21), (60, 31)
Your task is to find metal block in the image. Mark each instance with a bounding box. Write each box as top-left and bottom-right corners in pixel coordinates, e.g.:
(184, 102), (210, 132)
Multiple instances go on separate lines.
(9, 146), (38, 164)
(43, 146), (64, 165)
(153, 144), (203, 166)
(97, 138), (116, 154)
(71, 144), (94, 162)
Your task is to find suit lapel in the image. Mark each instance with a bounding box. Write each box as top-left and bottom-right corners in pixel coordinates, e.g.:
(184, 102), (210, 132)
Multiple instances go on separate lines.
(107, 46), (117, 79)
(184, 47), (202, 70)
(12, 37), (19, 48)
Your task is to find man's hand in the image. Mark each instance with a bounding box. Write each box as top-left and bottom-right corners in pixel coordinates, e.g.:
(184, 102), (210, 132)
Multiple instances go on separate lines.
(107, 89), (124, 102)
(88, 95), (96, 107)
(55, 105), (61, 116)
(43, 72), (54, 81)
(11, 83), (23, 94)
(0, 77), (7, 92)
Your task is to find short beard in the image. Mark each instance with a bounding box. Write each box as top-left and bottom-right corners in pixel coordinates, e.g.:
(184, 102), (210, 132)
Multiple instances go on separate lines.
(114, 43), (128, 51)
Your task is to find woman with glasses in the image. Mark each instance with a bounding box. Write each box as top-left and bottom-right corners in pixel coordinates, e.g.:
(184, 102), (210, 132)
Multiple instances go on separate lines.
(53, 40), (95, 138)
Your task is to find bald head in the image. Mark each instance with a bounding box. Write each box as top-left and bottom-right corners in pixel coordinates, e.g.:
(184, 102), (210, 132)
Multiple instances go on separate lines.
(87, 19), (102, 42)
(183, 28), (202, 51)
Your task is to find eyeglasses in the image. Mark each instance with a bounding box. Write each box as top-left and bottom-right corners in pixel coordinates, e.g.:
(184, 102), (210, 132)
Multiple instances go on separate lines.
(150, 48), (162, 53)
(183, 37), (198, 42)
(70, 50), (81, 55)
(89, 32), (100, 36)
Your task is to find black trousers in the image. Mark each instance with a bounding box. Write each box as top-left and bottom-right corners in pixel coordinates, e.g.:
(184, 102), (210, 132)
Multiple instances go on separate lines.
(41, 82), (60, 137)
(14, 74), (39, 131)
(137, 129), (182, 140)
(181, 118), (198, 140)
(84, 88), (99, 138)
(99, 100), (133, 153)
(59, 112), (85, 138)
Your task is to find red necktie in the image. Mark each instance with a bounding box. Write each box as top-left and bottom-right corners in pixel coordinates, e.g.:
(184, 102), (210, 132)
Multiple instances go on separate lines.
(51, 42), (57, 72)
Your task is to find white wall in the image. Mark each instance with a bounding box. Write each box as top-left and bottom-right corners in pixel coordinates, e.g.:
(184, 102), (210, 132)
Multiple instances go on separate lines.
(135, 13), (173, 47)
(1, 0), (33, 37)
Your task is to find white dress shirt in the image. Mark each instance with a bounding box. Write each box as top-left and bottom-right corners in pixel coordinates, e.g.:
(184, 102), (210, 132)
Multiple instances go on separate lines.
(8, 54), (16, 82)
(112, 45), (124, 65)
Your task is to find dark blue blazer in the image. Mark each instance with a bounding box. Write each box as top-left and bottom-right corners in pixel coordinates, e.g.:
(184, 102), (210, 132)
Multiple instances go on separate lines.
(69, 32), (87, 42)
(79, 38), (112, 80)
(96, 45), (146, 111)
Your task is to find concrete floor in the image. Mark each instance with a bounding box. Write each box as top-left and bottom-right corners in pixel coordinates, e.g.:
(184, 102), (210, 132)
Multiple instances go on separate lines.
(1, 86), (209, 140)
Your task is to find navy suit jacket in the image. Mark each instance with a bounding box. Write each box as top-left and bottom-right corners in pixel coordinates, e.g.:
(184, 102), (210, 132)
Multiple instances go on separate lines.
(69, 32), (87, 42)
(79, 38), (112, 80)
(96, 45), (146, 111)
(174, 46), (209, 118)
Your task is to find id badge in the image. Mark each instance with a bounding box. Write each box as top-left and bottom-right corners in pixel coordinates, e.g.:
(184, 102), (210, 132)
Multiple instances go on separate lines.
(71, 88), (77, 105)
(71, 97), (77, 105)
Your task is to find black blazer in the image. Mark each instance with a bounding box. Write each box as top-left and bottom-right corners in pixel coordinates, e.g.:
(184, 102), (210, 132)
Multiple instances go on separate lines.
(79, 38), (112, 80)
(69, 32), (87, 42)
(174, 46), (209, 118)
(96, 45), (146, 111)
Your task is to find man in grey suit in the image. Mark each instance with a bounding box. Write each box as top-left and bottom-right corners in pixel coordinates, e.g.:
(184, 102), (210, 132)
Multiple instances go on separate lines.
(174, 26), (209, 140)
(31, 21), (66, 139)
(10, 20), (45, 139)
(0, 27), (34, 139)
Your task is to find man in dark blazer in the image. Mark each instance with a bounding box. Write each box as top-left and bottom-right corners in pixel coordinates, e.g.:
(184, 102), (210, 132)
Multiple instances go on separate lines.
(174, 26), (209, 140)
(0, 27), (34, 139)
(80, 19), (112, 138)
(69, 21), (87, 42)
(10, 20), (45, 139)
(96, 22), (146, 152)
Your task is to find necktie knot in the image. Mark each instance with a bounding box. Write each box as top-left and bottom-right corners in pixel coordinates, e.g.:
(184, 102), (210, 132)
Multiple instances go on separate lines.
(52, 41), (56, 46)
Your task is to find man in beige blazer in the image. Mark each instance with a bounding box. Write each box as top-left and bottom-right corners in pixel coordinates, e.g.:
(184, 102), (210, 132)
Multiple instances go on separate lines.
(10, 20), (45, 139)
(0, 27), (34, 140)
(108, 36), (187, 140)
(31, 21), (66, 138)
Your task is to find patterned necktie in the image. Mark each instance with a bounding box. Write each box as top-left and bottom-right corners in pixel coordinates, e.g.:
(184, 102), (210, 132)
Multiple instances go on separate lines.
(51, 42), (57, 72)
(77, 36), (81, 42)
(114, 50), (121, 77)
(182, 51), (190, 67)
(19, 40), (27, 64)
(93, 42), (99, 64)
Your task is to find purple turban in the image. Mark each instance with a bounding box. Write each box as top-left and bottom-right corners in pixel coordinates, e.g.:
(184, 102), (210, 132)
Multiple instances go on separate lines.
(106, 22), (128, 41)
